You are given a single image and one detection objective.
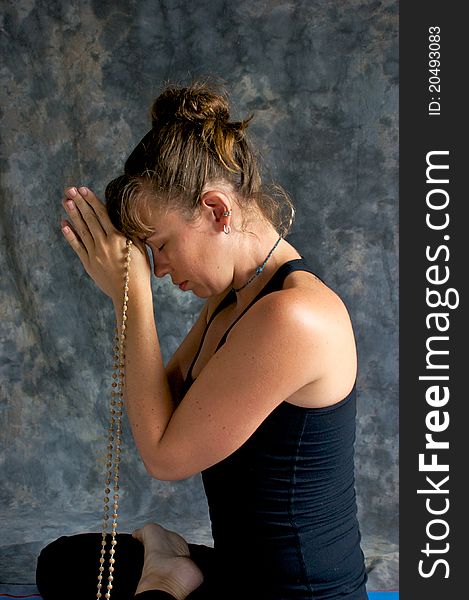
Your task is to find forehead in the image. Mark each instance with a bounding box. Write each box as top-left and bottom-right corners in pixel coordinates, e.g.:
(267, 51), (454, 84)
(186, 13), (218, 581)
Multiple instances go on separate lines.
(136, 203), (189, 239)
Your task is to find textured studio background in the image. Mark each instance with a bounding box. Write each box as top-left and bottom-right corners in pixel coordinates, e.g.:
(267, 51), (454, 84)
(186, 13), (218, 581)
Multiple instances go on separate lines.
(0, 0), (398, 591)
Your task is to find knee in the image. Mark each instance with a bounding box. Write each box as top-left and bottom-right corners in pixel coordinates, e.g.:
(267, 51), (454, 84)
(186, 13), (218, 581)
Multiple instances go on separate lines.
(36, 534), (106, 599)
(36, 536), (69, 599)
(36, 532), (144, 600)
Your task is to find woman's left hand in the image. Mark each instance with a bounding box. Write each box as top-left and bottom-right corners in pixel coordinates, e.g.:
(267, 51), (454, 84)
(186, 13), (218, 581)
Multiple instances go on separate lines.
(60, 186), (151, 302)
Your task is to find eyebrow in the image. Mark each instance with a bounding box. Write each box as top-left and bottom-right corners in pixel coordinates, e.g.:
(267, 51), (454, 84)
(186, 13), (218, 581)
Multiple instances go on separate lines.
(140, 231), (161, 243)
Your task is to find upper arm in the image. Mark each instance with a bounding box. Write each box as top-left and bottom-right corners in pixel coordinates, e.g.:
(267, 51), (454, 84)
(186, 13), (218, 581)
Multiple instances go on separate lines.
(153, 290), (326, 480)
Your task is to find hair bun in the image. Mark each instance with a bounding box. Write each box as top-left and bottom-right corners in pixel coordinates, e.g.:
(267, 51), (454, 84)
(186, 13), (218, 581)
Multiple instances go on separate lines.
(151, 81), (231, 127)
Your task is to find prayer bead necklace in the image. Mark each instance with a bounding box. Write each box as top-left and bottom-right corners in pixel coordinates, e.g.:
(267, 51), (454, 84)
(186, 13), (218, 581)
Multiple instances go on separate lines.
(97, 238), (132, 599)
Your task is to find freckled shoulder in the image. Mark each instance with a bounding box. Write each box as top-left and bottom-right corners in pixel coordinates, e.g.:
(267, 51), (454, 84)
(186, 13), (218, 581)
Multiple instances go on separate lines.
(228, 271), (356, 378)
(278, 268), (350, 325)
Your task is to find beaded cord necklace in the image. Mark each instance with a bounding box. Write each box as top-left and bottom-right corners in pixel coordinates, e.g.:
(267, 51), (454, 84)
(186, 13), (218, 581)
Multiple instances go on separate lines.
(96, 237), (132, 600)
(231, 235), (283, 293)
(231, 203), (295, 294)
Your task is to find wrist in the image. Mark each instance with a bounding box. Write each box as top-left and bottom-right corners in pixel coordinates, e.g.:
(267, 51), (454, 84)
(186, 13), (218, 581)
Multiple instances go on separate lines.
(112, 279), (153, 313)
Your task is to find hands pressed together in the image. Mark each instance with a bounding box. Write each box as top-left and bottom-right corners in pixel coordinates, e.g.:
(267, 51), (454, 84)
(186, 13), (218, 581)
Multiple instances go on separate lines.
(60, 186), (152, 303)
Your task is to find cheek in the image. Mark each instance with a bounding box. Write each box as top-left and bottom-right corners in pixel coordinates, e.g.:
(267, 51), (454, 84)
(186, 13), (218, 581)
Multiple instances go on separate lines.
(185, 231), (208, 259)
(178, 229), (196, 253)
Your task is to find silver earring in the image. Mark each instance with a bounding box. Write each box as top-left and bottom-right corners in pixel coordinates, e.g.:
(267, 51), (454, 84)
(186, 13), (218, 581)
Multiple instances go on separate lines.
(223, 210), (232, 217)
(224, 224), (231, 235)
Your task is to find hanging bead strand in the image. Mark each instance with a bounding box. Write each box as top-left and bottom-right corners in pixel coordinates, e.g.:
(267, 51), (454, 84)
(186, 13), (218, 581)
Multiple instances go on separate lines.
(97, 238), (132, 600)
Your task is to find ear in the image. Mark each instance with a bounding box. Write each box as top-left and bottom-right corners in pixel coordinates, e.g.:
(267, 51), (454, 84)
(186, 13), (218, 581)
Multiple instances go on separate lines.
(200, 189), (232, 232)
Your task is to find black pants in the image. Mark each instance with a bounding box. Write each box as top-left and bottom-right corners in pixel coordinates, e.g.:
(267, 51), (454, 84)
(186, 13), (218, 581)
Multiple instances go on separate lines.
(36, 532), (222, 600)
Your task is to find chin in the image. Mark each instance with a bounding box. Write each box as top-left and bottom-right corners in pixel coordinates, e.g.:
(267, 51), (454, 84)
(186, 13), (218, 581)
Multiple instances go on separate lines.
(192, 289), (211, 299)
(191, 283), (224, 299)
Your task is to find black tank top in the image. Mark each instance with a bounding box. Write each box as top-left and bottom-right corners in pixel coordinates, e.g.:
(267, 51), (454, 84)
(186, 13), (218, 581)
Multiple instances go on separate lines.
(183, 257), (367, 599)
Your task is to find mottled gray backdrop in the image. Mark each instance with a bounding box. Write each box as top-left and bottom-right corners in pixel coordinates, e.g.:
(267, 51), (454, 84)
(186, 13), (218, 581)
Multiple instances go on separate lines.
(0, 0), (398, 591)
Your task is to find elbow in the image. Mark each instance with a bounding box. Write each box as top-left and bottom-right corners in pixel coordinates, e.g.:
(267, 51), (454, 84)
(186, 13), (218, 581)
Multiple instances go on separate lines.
(141, 456), (189, 482)
(147, 467), (181, 482)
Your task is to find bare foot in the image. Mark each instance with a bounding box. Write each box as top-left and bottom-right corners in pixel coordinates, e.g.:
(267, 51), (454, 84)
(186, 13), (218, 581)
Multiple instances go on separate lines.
(132, 523), (204, 600)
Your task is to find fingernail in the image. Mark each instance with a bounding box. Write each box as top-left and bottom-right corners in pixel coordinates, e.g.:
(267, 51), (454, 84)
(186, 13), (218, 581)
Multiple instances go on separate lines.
(66, 200), (75, 210)
(67, 187), (77, 197)
(79, 186), (88, 196)
(62, 226), (71, 235)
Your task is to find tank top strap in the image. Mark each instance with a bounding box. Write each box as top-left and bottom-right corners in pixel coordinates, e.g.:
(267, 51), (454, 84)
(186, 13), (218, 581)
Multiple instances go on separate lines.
(184, 288), (236, 384)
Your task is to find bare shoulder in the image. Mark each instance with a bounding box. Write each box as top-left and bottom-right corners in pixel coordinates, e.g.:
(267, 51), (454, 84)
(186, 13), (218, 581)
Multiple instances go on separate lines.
(253, 269), (354, 340)
(226, 269), (357, 405)
(284, 269), (353, 327)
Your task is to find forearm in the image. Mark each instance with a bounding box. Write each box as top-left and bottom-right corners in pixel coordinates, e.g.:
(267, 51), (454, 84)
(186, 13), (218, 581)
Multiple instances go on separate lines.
(113, 279), (175, 472)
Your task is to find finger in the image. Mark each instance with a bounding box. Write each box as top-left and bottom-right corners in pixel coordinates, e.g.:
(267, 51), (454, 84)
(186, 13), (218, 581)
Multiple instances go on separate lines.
(76, 186), (117, 236)
(62, 190), (95, 253)
(60, 218), (84, 245)
(65, 186), (111, 248)
(60, 198), (85, 246)
(60, 219), (90, 265)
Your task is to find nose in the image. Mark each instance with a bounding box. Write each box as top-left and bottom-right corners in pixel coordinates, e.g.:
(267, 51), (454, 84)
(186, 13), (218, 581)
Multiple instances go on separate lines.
(147, 247), (167, 279)
(153, 258), (170, 279)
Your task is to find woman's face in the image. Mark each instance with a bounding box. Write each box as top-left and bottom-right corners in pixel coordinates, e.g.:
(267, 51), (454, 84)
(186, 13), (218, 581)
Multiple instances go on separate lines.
(139, 203), (232, 298)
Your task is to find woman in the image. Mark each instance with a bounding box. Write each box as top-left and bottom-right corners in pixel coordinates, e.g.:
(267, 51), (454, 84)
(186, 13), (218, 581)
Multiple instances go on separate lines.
(37, 81), (368, 599)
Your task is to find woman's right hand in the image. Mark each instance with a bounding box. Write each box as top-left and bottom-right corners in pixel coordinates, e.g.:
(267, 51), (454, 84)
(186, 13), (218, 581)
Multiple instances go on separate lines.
(60, 186), (152, 303)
